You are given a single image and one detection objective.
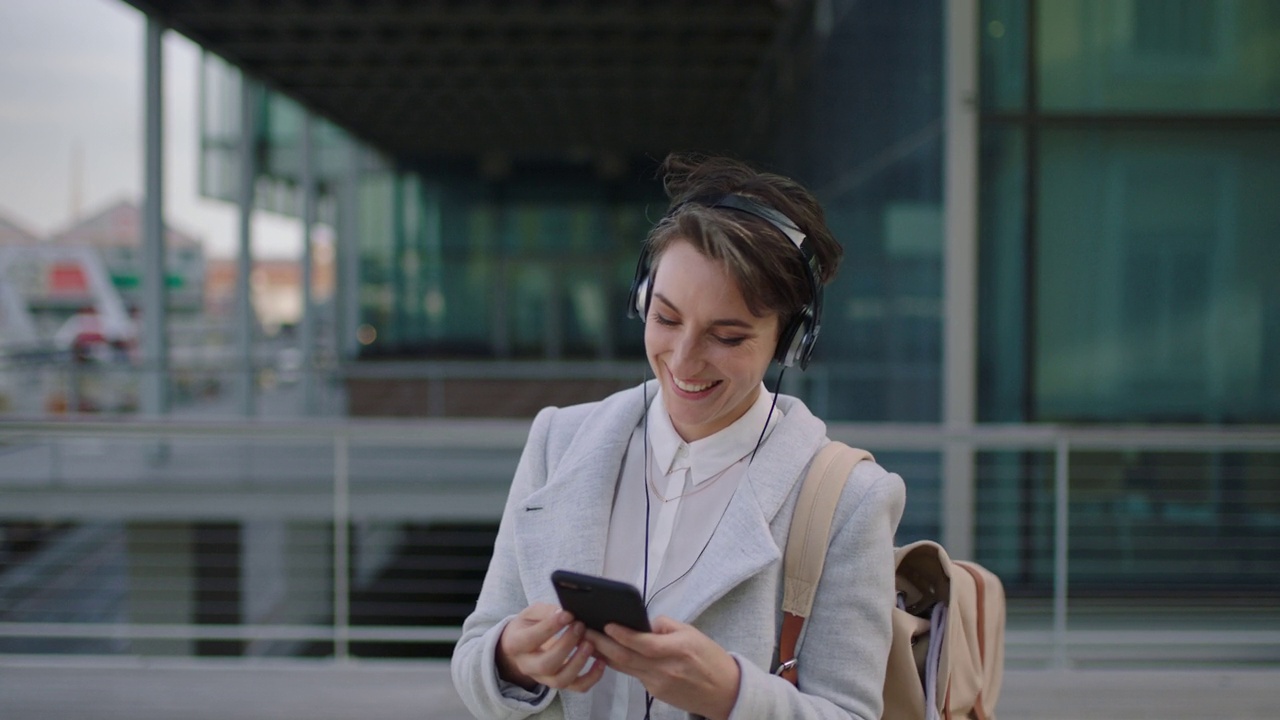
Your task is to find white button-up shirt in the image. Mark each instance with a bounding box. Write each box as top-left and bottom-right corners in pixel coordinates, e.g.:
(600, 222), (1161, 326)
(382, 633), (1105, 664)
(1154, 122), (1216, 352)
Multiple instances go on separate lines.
(591, 385), (782, 720)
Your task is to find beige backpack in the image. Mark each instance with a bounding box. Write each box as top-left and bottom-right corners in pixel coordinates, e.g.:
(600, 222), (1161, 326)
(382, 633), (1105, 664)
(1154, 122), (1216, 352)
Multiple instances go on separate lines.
(777, 441), (1006, 719)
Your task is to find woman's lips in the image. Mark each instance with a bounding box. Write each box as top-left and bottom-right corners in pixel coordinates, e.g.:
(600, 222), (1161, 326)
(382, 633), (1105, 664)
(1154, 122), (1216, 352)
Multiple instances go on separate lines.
(671, 373), (721, 396)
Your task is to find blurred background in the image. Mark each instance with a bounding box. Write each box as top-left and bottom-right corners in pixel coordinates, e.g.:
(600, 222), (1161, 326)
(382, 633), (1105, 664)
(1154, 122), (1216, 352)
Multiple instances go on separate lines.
(0, 0), (1278, 715)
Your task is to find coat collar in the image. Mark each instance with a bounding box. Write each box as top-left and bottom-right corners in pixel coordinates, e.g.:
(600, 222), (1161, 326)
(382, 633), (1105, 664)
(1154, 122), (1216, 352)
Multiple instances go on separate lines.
(647, 384), (784, 485)
(512, 382), (828, 622)
(672, 392), (827, 621)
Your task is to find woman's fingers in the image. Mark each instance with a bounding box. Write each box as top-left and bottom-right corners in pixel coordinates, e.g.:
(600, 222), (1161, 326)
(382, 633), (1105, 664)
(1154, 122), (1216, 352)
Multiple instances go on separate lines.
(513, 617), (600, 691)
(598, 618), (673, 660)
(510, 607), (573, 654)
(564, 651), (608, 692)
(526, 621), (585, 678)
(590, 617), (740, 718)
(585, 626), (642, 671)
(549, 640), (603, 691)
(498, 605), (586, 689)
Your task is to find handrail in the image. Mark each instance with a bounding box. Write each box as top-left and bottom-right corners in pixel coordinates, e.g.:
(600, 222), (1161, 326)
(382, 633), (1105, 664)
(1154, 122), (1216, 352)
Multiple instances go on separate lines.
(0, 416), (534, 447)
(2, 418), (1277, 666)
(3, 417), (1278, 449)
(0, 622), (461, 643)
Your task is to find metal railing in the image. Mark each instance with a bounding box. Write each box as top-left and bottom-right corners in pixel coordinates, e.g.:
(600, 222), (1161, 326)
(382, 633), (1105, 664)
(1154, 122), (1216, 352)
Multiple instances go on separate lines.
(1, 417), (1278, 665)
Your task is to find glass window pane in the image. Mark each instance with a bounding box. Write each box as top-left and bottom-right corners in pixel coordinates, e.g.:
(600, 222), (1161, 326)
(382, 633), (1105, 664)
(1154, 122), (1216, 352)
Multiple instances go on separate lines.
(1037, 0), (1280, 112)
(976, 451), (1055, 592)
(976, 449), (1280, 595)
(1034, 128), (1280, 422)
(981, 0), (1029, 112)
(773, 0), (945, 422)
(977, 124), (1028, 422)
(1079, 450), (1280, 593)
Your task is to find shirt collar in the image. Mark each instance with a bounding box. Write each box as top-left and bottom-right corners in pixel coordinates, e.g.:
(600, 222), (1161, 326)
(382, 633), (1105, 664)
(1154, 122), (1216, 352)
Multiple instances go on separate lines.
(647, 385), (785, 485)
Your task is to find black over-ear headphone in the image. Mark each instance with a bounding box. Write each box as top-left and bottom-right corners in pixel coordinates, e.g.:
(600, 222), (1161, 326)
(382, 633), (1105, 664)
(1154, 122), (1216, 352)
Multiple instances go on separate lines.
(627, 194), (824, 370)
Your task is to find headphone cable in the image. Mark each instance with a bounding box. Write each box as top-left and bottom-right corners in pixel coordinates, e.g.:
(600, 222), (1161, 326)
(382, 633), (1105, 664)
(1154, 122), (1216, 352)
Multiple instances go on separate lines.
(642, 376), (655, 720)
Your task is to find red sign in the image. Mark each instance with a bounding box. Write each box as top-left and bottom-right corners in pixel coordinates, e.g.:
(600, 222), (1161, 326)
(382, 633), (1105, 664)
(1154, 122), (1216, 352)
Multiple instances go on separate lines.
(48, 263), (89, 295)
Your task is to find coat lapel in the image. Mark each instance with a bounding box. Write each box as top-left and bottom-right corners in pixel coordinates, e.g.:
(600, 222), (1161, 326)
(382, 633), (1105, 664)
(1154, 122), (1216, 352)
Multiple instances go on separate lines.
(512, 384), (651, 604)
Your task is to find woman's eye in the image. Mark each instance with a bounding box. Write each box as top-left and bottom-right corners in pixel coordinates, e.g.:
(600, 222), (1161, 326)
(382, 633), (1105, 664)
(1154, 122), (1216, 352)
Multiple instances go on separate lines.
(653, 314), (678, 327)
(714, 336), (747, 347)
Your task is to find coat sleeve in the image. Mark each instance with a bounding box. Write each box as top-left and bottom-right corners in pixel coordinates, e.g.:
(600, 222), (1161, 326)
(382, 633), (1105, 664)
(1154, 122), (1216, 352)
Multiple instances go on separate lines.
(727, 461), (906, 720)
(451, 406), (561, 720)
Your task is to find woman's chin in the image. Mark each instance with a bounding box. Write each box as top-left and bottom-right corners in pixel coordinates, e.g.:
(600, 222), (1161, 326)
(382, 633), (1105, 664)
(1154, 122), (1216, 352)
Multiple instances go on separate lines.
(665, 401), (732, 442)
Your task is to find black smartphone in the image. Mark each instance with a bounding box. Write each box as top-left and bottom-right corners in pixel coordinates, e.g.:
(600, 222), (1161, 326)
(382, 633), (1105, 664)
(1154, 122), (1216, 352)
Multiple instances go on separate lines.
(550, 569), (652, 633)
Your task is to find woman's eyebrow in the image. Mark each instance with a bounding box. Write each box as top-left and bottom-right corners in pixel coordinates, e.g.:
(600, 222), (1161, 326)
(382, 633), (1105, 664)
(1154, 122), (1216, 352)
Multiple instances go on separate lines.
(652, 292), (754, 330)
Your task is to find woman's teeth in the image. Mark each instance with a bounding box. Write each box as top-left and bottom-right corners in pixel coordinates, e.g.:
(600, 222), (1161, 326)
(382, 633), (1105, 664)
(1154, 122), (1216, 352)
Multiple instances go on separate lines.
(674, 378), (717, 393)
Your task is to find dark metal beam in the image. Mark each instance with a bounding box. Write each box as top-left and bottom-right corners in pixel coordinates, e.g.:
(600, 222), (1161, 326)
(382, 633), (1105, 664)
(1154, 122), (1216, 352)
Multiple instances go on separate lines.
(121, 0), (815, 165)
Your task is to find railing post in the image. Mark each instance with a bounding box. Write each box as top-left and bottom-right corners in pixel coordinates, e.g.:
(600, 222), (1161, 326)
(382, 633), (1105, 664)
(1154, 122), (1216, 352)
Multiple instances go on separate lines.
(1052, 435), (1070, 668)
(141, 16), (169, 419)
(333, 432), (351, 660)
(299, 112), (318, 416)
(941, 0), (980, 562)
(50, 435), (61, 485)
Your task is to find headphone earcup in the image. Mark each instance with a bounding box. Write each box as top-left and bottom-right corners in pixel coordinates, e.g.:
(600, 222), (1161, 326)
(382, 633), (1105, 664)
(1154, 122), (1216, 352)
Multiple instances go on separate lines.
(632, 275), (650, 320)
(775, 308), (817, 369)
(775, 312), (804, 368)
(628, 246), (653, 321)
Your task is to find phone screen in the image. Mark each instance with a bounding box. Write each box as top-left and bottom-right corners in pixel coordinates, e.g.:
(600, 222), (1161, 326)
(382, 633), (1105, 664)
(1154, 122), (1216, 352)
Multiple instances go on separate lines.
(551, 569), (652, 633)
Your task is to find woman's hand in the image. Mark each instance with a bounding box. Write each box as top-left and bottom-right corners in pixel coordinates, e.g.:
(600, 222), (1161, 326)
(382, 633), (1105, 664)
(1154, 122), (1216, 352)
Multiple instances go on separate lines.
(496, 603), (606, 693)
(588, 616), (741, 720)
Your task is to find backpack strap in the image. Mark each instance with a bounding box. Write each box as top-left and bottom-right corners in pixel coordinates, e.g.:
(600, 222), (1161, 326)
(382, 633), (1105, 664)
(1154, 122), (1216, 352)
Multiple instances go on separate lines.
(776, 440), (873, 685)
(955, 561), (994, 720)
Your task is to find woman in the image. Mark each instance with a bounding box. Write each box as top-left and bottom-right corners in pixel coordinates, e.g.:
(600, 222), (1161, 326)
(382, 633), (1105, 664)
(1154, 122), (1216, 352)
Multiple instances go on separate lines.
(451, 153), (906, 720)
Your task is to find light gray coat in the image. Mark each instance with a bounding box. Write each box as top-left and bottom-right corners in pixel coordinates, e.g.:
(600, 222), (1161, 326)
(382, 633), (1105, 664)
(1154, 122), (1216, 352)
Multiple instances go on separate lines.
(451, 382), (906, 720)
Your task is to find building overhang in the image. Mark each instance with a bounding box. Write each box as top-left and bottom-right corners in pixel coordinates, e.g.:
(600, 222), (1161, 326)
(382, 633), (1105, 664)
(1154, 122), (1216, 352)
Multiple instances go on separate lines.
(123, 0), (818, 172)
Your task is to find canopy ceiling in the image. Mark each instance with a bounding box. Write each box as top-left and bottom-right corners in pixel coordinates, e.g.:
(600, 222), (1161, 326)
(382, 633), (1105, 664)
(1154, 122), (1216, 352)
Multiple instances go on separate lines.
(125, 0), (817, 171)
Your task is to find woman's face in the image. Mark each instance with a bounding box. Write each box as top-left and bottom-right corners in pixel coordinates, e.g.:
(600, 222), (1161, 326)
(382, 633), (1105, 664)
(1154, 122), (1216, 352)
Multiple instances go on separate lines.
(644, 239), (779, 442)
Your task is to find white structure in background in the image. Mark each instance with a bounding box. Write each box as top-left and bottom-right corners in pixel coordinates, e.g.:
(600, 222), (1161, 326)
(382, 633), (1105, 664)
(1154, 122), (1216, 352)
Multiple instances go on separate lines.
(0, 244), (136, 348)
(48, 200), (205, 314)
(0, 243), (136, 414)
(0, 214), (42, 350)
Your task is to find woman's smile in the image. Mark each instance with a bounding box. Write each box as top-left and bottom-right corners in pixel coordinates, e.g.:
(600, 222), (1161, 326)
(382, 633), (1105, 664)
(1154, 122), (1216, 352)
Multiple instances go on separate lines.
(670, 373), (721, 396)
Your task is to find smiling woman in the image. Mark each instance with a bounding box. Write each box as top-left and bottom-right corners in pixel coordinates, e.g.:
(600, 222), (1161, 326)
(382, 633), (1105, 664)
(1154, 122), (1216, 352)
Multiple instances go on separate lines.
(452, 152), (907, 720)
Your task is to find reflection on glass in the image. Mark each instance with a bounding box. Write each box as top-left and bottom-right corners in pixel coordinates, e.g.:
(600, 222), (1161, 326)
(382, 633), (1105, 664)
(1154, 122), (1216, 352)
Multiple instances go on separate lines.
(977, 124), (1028, 423)
(1037, 0), (1280, 112)
(981, 0), (1029, 111)
(1034, 129), (1280, 423)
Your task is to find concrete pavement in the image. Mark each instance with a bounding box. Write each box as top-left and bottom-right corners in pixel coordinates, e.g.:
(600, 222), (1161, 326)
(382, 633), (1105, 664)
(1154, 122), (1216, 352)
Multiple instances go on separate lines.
(1, 658), (1277, 719)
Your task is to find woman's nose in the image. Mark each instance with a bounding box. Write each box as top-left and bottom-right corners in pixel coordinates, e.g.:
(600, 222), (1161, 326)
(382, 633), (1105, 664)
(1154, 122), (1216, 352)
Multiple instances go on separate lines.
(667, 329), (703, 372)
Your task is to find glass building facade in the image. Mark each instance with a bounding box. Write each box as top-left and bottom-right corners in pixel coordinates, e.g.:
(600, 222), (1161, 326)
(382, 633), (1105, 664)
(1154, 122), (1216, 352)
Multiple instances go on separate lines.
(351, 171), (656, 361)
(327, 1), (950, 426)
(980, 0), (1280, 425)
(196, 0), (1280, 597)
(976, 0), (1280, 593)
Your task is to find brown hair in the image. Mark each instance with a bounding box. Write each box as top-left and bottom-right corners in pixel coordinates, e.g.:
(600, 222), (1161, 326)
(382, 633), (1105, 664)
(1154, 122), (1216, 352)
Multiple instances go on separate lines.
(644, 152), (843, 322)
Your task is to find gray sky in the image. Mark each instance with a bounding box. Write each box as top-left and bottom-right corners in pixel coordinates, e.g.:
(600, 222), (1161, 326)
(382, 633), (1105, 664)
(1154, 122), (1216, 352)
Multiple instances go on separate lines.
(0, 0), (299, 257)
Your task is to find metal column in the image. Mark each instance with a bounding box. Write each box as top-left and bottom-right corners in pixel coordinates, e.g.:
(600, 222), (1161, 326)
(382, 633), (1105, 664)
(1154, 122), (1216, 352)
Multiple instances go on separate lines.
(338, 142), (362, 363)
(141, 18), (168, 417)
(942, 0), (980, 559)
(1052, 437), (1071, 667)
(236, 76), (258, 416)
(391, 172), (406, 350)
(299, 114), (317, 414)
